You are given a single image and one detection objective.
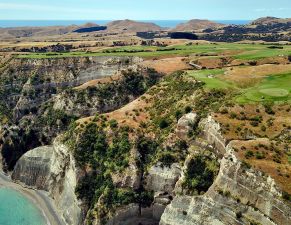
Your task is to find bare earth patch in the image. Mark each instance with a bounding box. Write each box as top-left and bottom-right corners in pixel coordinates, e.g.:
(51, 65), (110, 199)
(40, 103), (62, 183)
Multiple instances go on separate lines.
(140, 57), (191, 75)
(77, 93), (151, 129)
(74, 75), (120, 90)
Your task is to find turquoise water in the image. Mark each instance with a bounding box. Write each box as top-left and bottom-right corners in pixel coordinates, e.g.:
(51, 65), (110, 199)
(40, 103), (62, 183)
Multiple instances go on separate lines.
(0, 188), (47, 225)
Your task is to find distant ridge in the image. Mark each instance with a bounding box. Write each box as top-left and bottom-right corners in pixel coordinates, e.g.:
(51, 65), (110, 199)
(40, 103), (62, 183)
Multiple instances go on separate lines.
(73, 23), (107, 33)
(250, 16), (291, 25)
(106, 19), (162, 32)
(172, 19), (225, 31)
(0, 23), (101, 38)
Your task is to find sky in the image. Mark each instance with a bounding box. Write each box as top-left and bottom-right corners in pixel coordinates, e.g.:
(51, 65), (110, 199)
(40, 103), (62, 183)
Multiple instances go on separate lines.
(0, 0), (290, 20)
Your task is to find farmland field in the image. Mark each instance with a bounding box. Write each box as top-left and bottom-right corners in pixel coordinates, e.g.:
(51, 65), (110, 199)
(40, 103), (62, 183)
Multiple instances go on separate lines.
(14, 42), (291, 104)
(17, 42), (291, 59)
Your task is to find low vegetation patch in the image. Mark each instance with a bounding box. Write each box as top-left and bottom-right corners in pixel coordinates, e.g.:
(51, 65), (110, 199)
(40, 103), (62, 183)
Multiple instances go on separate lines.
(182, 154), (219, 195)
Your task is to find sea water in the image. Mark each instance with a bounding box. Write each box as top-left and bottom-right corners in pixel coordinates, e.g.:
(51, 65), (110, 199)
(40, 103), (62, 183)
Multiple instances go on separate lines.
(0, 188), (46, 225)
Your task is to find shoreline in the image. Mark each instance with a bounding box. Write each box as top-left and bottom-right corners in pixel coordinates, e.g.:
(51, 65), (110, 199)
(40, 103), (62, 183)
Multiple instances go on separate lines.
(0, 171), (65, 225)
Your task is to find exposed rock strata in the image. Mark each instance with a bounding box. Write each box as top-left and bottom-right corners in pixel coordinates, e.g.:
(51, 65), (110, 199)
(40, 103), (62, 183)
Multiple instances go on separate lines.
(106, 204), (159, 225)
(160, 118), (291, 225)
(7, 56), (142, 119)
(176, 112), (198, 140)
(199, 115), (227, 155)
(160, 146), (291, 225)
(0, 56), (153, 170)
(12, 138), (82, 225)
(145, 163), (182, 194)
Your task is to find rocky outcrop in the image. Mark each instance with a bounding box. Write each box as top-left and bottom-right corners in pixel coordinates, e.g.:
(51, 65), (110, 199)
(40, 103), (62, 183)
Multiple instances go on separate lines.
(145, 163), (182, 194)
(176, 112), (198, 140)
(12, 137), (82, 225)
(9, 56), (142, 118)
(12, 146), (53, 189)
(106, 204), (159, 225)
(199, 115), (227, 155)
(160, 145), (291, 225)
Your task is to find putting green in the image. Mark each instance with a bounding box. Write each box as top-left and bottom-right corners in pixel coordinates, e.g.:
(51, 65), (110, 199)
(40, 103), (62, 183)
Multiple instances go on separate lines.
(236, 73), (291, 103)
(259, 88), (289, 97)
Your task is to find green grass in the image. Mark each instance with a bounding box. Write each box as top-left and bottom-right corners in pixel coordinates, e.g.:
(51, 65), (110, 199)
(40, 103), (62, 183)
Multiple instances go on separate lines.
(259, 88), (289, 97)
(236, 73), (291, 103)
(188, 68), (291, 104)
(187, 69), (235, 89)
(15, 42), (291, 105)
(17, 42), (291, 59)
(234, 48), (291, 60)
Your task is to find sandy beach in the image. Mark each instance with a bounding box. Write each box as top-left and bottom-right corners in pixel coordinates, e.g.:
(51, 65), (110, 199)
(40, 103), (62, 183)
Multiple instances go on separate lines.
(0, 171), (65, 225)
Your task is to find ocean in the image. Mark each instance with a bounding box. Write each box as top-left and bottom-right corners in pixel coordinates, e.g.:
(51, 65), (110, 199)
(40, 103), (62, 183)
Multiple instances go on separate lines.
(0, 188), (47, 225)
(0, 20), (251, 28)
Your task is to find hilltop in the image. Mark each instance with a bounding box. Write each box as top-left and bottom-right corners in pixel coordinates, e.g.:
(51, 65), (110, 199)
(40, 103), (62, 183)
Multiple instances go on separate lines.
(0, 22), (101, 39)
(172, 19), (224, 31)
(251, 16), (291, 25)
(106, 19), (162, 32)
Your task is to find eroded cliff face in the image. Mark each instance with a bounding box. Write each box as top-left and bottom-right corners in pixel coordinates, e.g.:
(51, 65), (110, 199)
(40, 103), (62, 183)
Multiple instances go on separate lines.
(199, 115), (227, 155)
(3, 58), (290, 225)
(0, 56), (161, 171)
(160, 148), (291, 225)
(159, 116), (291, 225)
(12, 137), (82, 225)
(1, 56), (142, 120)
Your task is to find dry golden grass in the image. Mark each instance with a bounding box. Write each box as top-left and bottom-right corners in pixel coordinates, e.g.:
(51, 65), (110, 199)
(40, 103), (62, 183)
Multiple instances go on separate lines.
(140, 57), (191, 75)
(214, 104), (291, 140)
(192, 56), (231, 69)
(74, 75), (120, 90)
(231, 139), (291, 193)
(223, 64), (291, 87)
(105, 95), (150, 128)
(214, 104), (291, 193)
(77, 93), (151, 129)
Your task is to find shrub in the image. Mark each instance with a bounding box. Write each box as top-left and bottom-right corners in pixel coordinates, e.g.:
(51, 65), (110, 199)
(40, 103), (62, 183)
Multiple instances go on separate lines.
(245, 150), (254, 159)
(175, 110), (183, 121)
(260, 125), (266, 132)
(264, 103), (275, 115)
(182, 155), (219, 194)
(159, 152), (177, 167)
(220, 108), (228, 114)
(185, 106), (192, 114)
(159, 118), (169, 129)
(282, 191), (291, 201)
(250, 121), (259, 127)
(230, 112), (237, 119)
(109, 119), (118, 128)
(241, 160), (251, 169)
(236, 211), (243, 219)
(255, 152), (265, 159)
